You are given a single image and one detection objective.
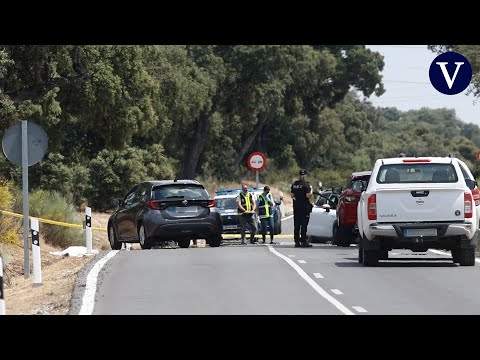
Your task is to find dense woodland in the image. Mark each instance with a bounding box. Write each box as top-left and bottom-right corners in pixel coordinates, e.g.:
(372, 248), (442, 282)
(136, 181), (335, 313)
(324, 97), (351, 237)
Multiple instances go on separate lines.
(1, 45), (479, 210)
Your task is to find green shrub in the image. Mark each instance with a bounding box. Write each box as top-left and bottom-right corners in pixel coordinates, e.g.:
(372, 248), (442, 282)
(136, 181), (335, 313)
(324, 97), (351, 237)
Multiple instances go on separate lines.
(12, 188), (84, 248)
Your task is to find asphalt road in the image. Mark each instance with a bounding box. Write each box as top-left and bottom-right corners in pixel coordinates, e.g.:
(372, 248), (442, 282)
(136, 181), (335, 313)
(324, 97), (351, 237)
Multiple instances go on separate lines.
(76, 216), (480, 315)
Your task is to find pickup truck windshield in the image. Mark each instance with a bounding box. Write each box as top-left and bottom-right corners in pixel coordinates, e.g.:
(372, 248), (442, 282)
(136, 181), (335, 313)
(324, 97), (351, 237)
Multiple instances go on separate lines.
(377, 163), (458, 184)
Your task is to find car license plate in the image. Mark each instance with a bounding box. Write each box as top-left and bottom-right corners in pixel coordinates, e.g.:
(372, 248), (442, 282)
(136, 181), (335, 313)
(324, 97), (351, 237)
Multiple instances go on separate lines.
(223, 225), (238, 230)
(404, 228), (437, 237)
(171, 206), (198, 213)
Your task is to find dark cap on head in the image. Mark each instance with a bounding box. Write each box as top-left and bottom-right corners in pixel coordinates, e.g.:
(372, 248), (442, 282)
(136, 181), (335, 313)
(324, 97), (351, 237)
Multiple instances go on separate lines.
(299, 169), (308, 176)
(264, 185), (270, 191)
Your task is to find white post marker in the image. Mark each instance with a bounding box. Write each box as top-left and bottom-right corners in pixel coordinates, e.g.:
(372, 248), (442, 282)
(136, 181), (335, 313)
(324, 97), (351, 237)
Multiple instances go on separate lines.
(0, 256), (5, 315)
(86, 207), (92, 254)
(31, 217), (42, 286)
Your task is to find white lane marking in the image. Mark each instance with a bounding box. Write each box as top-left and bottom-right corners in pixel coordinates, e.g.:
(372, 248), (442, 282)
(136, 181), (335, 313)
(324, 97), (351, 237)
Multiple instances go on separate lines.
(331, 289), (343, 295)
(313, 273), (324, 279)
(429, 249), (480, 263)
(282, 215), (294, 221)
(79, 250), (119, 315)
(288, 255), (296, 258)
(267, 245), (354, 315)
(390, 252), (398, 255)
(352, 306), (367, 313)
(298, 260), (306, 264)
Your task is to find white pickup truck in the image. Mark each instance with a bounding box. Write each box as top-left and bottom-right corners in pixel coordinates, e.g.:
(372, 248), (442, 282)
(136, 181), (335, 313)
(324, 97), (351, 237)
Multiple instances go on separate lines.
(357, 156), (479, 266)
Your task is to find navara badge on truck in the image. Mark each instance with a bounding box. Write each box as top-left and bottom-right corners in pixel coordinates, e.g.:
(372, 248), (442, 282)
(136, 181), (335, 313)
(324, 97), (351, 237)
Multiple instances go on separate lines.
(416, 199), (424, 205)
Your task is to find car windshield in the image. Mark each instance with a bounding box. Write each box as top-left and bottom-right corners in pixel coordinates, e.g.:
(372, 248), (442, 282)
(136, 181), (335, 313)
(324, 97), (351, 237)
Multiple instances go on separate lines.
(377, 163), (458, 184)
(215, 198), (237, 210)
(152, 185), (209, 200)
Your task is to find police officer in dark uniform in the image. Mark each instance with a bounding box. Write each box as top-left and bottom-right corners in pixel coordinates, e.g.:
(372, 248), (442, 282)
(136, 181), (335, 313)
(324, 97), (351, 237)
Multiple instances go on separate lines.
(291, 169), (313, 247)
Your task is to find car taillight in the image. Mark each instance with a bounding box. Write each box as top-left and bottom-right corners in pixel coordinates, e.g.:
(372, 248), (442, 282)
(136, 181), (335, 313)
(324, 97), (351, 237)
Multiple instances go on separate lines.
(402, 159), (431, 162)
(146, 200), (161, 210)
(368, 194), (377, 220)
(208, 199), (216, 208)
(465, 192), (473, 218)
(345, 196), (358, 202)
(472, 188), (480, 207)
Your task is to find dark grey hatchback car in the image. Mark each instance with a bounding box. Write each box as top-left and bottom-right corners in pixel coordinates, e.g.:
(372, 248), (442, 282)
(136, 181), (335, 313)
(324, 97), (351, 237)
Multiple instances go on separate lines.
(107, 180), (223, 249)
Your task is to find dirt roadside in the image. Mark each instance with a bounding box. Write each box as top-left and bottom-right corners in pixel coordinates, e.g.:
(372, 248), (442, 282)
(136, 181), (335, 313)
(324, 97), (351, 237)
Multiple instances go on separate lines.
(1, 185), (294, 315)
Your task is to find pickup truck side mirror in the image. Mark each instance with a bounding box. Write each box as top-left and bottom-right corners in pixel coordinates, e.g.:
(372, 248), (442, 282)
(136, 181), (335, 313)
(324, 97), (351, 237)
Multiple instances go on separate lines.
(112, 199), (120, 207)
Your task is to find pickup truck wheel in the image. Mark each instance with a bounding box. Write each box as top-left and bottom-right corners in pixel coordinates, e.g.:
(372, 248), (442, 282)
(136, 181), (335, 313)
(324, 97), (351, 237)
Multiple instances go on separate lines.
(458, 248), (475, 266)
(379, 250), (389, 260)
(362, 248), (379, 266)
(451, 249), (460, 263)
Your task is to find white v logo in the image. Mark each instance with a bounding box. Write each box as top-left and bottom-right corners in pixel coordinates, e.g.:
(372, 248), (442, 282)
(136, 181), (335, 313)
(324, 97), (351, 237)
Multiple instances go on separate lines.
(436, 62), (464, 89)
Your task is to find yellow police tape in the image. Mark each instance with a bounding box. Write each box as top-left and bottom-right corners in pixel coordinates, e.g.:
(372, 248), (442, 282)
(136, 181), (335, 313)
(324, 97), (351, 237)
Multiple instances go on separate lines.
(0, 209), (292, 237)
(0, 209), (107, 232)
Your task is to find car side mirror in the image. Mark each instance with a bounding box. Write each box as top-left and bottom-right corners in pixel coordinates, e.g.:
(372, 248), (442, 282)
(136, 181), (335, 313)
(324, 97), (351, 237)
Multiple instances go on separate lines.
(332, 186), (342, 195)
(279, 191), (283, 201)
(112, 199), (120, 207)
(275, 201), (281, 206)
(466, 179), (477, 190)
(322, 204), (331, 212)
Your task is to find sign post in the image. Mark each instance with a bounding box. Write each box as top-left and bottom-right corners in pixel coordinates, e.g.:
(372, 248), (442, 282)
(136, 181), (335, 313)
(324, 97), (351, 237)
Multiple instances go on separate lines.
(247, 152), (267, 188)
(2, 120), (48, 279)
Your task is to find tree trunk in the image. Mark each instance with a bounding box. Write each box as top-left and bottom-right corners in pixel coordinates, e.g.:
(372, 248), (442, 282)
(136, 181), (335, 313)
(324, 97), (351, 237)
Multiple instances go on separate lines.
(234, 117), (266, 168)
(181, 109), (212, 179)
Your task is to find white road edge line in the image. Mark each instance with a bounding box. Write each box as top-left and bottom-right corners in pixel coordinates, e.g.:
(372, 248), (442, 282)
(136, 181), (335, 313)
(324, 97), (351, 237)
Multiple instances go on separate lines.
(267, 245), (354, 315)
(79, 250), (120, 315)
(331, 289), (343, 295)
(429, 249), (480, 263)
(352, 306), (367, 313)
(298, 260), (306, 264)
(313, 273), (324, 279)
(288, 255), (296, 257)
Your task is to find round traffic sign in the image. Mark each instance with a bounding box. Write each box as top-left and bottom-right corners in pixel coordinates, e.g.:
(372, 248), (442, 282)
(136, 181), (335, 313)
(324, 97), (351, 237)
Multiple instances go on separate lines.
(247, 152), (267, 171)
(2, 121), (48, 166)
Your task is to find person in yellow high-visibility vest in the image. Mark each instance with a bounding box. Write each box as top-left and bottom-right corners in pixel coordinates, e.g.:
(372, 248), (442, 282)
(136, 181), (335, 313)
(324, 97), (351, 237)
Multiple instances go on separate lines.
(256, 186), (276, 244)
(236, 184), (257, 245)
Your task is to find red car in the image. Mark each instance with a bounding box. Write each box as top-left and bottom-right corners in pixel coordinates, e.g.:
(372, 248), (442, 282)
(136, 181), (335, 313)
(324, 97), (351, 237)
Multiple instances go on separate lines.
(333, 171), (372, 247)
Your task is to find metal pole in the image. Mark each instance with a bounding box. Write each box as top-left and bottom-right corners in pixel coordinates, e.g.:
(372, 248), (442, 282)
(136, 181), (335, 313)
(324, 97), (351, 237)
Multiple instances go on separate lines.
(22, 120), (30, 279)
(31, 218), (42, 286)
(255, 171), (259, 188)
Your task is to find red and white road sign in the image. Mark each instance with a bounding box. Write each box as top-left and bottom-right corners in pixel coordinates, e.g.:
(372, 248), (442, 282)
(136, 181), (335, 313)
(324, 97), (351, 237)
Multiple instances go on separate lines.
(247, 152), (267, 171)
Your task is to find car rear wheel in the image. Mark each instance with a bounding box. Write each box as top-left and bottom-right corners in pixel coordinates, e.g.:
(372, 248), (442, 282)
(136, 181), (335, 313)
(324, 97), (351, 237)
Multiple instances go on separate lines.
(138, 224), (152, 250)
(108, 225), (122, 250)
(178, 239), (190, 248)
(334, 223), (353, 247)
(209, 235), (222, 247)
